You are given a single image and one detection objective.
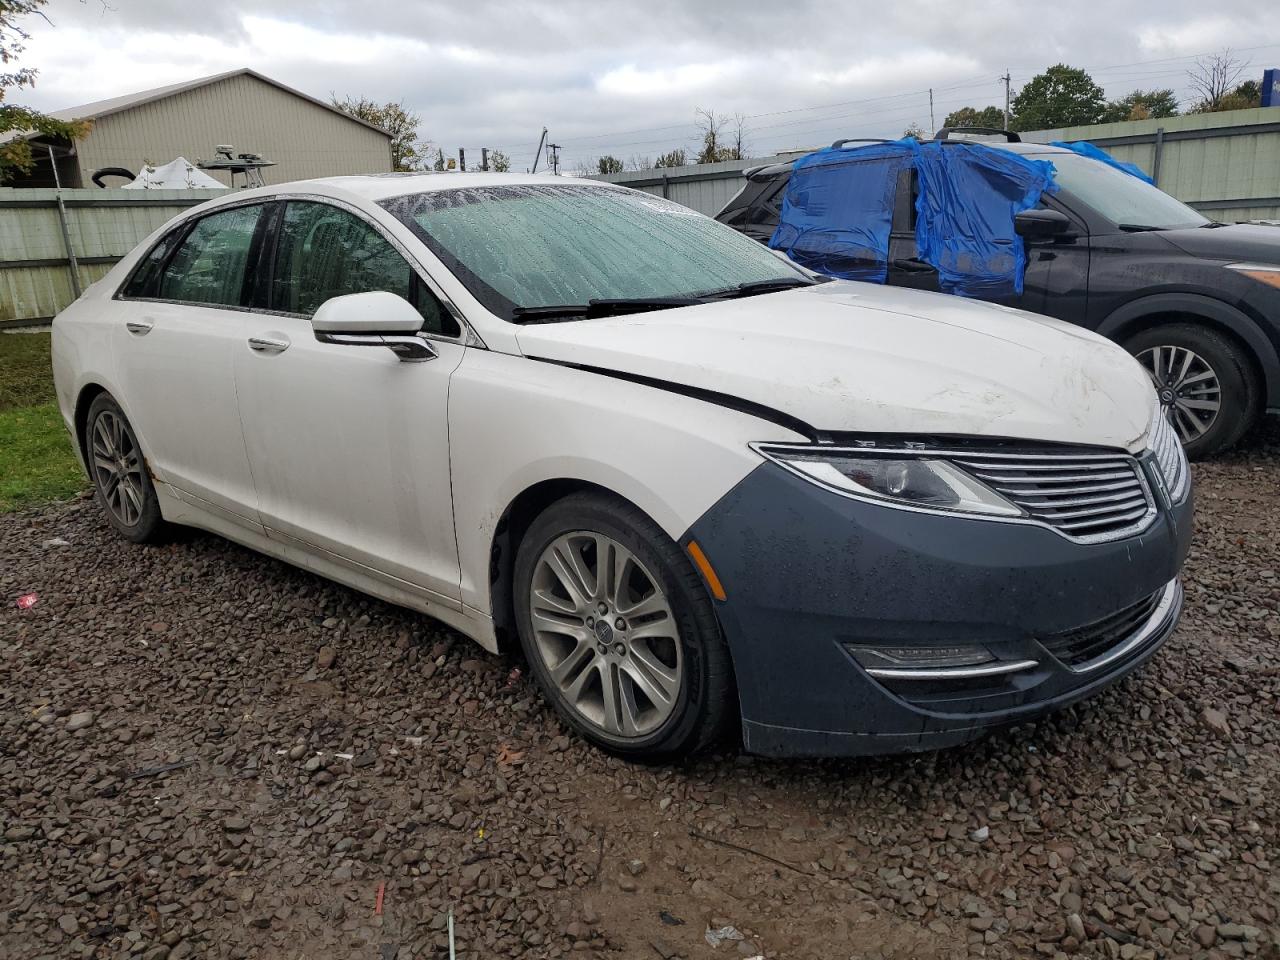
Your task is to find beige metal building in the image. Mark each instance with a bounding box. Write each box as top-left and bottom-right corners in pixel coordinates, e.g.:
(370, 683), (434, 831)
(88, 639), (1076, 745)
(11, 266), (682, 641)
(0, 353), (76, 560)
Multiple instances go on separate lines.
(8, 68), (394, 188)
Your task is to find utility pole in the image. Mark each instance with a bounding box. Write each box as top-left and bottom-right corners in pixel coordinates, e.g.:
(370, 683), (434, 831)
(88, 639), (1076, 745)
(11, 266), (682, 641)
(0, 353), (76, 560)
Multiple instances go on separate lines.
(481, 147), (489, 172)
(458, 147), (466, 172)
(928, 88), (935, 134)
(1001, 71), (1012, 130)
(531, 127), (548, 173)
(547, 143), (561, 175)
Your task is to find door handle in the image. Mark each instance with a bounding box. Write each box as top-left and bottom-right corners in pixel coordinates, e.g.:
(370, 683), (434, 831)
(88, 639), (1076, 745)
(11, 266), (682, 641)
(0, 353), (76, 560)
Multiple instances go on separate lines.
(125, 320), (154, 335)
(891, 257), (935, 274)
(248, 336), (290, 354)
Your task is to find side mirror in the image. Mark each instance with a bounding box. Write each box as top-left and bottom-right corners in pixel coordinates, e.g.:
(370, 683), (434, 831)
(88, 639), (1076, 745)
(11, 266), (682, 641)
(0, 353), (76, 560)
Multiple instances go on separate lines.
(1015, 208), (1075, 241)
(310, 291), (436, 362)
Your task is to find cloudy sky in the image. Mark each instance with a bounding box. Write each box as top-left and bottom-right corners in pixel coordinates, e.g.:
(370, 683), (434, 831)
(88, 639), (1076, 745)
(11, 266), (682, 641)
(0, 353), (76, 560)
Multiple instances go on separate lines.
(17, 1), (1280, 172)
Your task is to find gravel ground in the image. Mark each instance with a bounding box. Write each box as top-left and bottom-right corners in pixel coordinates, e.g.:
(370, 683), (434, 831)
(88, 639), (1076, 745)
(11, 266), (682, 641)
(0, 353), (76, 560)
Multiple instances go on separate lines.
(2, 424), (1278, 960)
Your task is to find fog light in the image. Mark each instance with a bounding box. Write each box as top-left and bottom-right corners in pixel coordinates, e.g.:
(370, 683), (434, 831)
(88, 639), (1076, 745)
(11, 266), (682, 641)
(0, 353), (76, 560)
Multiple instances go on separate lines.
(846, 645), (996, 670)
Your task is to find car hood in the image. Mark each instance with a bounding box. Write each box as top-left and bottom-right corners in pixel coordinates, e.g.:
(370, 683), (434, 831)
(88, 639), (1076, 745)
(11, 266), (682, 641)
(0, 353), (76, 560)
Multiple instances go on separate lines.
(514, 282), (1157, 452)
(1158, 222), (1280, 264)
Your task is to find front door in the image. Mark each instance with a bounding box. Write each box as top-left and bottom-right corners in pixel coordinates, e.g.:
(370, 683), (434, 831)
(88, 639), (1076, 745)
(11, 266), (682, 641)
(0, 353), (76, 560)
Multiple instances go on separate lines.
(232, 199), (466, 604)
(109, 202), (269, 526)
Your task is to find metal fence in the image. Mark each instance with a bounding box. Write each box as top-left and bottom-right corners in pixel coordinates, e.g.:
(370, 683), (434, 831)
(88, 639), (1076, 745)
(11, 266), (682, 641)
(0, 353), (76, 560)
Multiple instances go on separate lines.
(0, 188), (214, 327)
(593, 106), (1280, 223)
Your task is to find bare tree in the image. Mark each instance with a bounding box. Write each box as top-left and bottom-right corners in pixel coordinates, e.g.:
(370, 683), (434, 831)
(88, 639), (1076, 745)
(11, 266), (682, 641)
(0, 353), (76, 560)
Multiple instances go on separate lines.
(695, 107), (726, 164)
(628, 154), (653, 171)
(728, 112), (749, 160)
(1187, 50), (1247, 112)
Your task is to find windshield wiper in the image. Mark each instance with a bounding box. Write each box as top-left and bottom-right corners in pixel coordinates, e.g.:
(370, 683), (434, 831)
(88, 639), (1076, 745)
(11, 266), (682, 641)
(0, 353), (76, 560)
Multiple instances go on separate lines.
(705, 276), (827, 300)
(510, 296), (705, 324)
(1118, 223), (1163, 232)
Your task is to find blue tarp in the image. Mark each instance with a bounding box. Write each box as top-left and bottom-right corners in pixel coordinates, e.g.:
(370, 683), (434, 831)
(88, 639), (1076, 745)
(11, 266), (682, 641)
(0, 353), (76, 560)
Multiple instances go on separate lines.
(768, 142), (913, 283)
(913, 143), (1058, 298)
(1050, 140), (1155, 184)
(770, 139), (1057, 298)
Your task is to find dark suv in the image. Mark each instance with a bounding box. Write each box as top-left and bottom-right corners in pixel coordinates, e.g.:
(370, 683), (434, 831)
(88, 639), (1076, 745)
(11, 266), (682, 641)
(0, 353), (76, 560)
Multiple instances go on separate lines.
(716, 131), (1280, 458)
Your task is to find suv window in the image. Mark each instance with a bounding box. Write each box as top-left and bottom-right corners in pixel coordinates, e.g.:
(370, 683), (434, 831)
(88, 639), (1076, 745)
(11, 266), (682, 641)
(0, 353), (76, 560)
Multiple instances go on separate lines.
(157, 204), (266, 307)
(271, 201), (459, 337)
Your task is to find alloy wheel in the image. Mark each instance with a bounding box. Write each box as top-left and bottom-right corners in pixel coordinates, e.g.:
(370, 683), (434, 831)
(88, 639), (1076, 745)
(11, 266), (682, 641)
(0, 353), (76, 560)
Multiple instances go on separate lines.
(90, 410), (147, 526)
(528, 531), (683, 738)
(1135, 345), (1222, 444)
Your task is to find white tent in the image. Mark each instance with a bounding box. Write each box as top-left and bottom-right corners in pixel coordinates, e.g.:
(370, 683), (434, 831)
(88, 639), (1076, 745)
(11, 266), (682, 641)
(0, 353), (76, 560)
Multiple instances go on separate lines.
(122, 157), (227, 190)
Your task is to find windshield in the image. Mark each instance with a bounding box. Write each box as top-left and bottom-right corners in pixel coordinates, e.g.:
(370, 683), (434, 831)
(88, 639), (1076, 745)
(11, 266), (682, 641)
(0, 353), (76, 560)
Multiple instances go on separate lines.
(1041, 153), (1208, 230)
(379, 183), (807, 320)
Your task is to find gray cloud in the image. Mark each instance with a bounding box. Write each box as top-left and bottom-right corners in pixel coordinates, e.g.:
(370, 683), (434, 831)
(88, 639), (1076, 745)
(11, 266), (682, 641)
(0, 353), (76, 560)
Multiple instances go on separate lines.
(19, 0), (1280, 171)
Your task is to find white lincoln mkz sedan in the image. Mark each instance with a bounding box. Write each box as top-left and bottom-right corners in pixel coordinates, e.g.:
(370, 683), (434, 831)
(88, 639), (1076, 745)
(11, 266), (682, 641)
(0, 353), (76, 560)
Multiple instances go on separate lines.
(53, 173), (1192, 759)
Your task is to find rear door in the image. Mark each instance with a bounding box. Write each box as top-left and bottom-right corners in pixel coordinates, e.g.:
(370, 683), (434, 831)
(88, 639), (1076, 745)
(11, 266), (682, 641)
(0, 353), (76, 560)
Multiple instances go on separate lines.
(886, 168), (942, 293)
(110, 201), (270, 528)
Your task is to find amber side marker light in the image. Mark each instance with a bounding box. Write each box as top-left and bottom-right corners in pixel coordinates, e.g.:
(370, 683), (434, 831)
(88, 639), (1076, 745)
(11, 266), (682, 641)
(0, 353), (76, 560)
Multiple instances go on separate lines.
(686, 541), (727, 601)
(1231, 266), (1280, 290)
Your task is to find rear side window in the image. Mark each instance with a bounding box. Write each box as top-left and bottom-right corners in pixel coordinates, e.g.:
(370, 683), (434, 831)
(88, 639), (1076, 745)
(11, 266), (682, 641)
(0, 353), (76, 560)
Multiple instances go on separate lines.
(270, 201), (459, 338)
(156, 204), (266, 307)
(121, 228), (184, 299)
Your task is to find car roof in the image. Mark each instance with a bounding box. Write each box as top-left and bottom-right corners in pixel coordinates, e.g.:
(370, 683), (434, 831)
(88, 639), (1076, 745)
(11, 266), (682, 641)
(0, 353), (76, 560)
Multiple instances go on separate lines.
(753, 139), (1074, 178)
(262, 172), (614, 203)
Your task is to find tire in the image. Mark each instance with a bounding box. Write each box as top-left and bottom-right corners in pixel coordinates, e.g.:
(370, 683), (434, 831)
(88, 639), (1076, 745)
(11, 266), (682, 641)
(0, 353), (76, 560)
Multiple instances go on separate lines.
(1125, 323), (1258, 460)
(513, 491), (735, 760)
(84, 394), (169, 543)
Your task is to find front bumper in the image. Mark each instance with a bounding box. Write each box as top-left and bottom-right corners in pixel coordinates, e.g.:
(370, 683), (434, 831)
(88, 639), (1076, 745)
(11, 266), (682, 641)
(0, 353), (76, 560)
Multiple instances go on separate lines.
(685, 461), (1194, 758)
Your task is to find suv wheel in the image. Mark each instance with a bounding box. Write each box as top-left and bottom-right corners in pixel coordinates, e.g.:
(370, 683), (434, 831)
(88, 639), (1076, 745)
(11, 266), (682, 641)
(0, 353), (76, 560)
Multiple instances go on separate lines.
(1126, 323), (1257, 460)
(84, 394), (169, 543)
(513, 491), (735, 759)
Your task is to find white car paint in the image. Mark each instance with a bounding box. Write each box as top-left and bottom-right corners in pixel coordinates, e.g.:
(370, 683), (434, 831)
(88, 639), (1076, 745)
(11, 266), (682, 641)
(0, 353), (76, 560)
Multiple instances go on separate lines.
(52, 172), (1159, 656)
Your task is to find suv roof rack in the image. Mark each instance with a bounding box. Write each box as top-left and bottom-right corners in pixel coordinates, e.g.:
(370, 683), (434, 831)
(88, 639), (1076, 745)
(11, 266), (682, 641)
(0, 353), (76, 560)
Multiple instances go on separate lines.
(934, 126), (1021, 143)
(830, 137), (894, 149)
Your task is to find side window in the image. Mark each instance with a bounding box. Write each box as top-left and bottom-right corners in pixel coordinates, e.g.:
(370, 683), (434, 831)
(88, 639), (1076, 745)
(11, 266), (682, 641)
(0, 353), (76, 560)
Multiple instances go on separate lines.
(157, 204), (265, 307)
(271, 201), (460, 338)
(121, 227), (185, 299)
(891, 168), (918, 234)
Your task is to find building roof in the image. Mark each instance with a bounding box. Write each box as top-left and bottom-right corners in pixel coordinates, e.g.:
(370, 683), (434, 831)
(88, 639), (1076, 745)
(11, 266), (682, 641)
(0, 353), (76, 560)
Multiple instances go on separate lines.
(41, 68), (393, 138)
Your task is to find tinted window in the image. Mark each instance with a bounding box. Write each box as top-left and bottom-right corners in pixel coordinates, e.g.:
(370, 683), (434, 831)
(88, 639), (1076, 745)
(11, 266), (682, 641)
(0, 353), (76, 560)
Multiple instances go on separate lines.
(121, 227), (185, 299)
(271, 201), (458, 337)
(381, 184), (806, 320)
(157, 204), (265, 307)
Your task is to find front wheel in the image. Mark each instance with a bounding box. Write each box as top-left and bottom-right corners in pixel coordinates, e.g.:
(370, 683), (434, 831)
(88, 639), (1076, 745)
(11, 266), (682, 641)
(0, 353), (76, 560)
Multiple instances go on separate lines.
(513, 492), (735, 759)
(1126, 323), (1258, 460)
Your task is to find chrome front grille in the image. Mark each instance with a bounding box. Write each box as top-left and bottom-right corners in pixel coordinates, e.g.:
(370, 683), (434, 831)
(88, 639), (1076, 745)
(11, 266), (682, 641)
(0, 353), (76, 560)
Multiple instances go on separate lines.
(949, 450), (1154, 541)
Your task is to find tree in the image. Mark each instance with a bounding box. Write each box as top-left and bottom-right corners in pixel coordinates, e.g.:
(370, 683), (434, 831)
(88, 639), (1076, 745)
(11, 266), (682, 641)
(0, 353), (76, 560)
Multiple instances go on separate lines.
(432, 148), (446, 172)
(901, 122), (926, 140)
(489, 149), (510, 172)
(942, 105), (1006, 131)
(1010, 64), (1107, 131)
(331, 95), (427, 171)
(1102, 88), (1179, 123)
(655, 149), (687, 168)
(0, 0), (92, 182)
(628, 154), (653, 171)
(695, 107), (746, 164)
(1187, 50), (1247, 113)
(596, 155), (624, 174)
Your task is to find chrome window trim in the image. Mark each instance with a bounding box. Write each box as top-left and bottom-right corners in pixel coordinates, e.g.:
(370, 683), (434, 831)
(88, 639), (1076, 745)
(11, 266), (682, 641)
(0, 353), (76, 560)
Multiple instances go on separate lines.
(751, 441), (1160, 545)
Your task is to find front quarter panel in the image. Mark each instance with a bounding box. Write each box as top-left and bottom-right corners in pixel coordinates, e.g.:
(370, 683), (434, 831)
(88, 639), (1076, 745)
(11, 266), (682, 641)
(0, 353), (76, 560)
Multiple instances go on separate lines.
(448, 348), (804, 616)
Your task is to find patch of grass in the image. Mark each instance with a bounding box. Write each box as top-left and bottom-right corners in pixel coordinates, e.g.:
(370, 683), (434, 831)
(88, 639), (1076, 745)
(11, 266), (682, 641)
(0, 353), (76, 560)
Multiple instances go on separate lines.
(0, 332), (56, 411)
(0, 401), (87, 512)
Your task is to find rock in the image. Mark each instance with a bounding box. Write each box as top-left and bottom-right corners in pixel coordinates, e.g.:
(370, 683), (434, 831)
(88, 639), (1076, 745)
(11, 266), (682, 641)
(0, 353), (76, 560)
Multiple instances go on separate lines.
(1109, 753), (1132, 770)
(4, 826), (35, 841)
(316, 646), (337, 669)
(971, 826), (990, 842)
(58, 914), (79, 936)
(624, 858), (646, 876)
(66, 711), (95, 731)
(617, 875), (637, 892)
(1194, 925), (1217, 948)
(223, 817), (250, 833)
(651, 938), (681, 960)
(1067, 914), (1086, 941)
(1199, 707), (1230, 737)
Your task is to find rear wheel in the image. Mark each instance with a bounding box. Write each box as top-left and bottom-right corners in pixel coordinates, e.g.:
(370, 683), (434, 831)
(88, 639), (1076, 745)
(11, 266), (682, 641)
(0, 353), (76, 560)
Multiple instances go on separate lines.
(1126, 323), (1257, 460)
(513, 491), (735, 759)
(84, 394), (168, 543)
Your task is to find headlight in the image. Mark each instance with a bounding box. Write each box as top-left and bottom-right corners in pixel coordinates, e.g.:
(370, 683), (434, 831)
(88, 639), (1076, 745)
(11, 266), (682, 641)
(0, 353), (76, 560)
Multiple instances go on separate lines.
(1148, 408), (1190, 503)
(757, 446), (1022, 517)
(1226, 263), (1280, 290)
